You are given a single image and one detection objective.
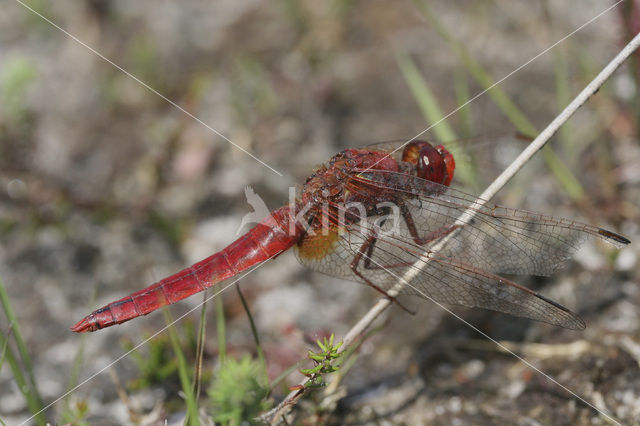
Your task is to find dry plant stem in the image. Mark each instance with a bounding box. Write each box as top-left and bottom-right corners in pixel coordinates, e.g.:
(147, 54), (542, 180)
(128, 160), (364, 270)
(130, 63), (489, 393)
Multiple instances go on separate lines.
(266, 31), (640, 426)
(108, 368), (138, 423)
(456, 339), (594, 359)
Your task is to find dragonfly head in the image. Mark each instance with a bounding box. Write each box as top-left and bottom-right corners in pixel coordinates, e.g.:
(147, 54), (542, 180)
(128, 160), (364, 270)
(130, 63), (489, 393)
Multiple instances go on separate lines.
(402, 141), (455, 186)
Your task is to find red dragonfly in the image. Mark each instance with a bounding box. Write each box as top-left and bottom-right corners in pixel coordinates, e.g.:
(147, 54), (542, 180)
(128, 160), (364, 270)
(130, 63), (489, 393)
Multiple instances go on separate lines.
(72, 141), (629, 332)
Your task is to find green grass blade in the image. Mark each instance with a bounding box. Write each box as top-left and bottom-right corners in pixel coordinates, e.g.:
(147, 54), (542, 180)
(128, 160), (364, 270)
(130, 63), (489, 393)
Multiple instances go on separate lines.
(554, 47), (574, 160)
(454, 68), (473, 138)
(0, 278), (45, 425)
(550, 48), (596, 200)
(62, 282), (97, 424)
(0, 329), (10, 369)
(66, 286), (96, 396)
(269, 358), (307, 392)
(0, 329), (45, 425)
(413, 0), (585, 201)
(62, 337), (88, 425)
(413, 0), (537, 137)
(163, 310), (200, 426)
(0, 278), (43, 407)
(192, 292), (208, 402)
(396, 52), (457, 142)
(236, 285), (268, 384)
(396, 52), (476, 186)
(65, 330), (86, 398)
(541, 144), (585, 199)
(215, 294), (226, 367)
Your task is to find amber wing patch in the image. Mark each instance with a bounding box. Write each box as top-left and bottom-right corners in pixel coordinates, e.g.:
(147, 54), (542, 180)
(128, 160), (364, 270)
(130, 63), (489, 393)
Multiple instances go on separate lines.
(296, 226), (343, 260)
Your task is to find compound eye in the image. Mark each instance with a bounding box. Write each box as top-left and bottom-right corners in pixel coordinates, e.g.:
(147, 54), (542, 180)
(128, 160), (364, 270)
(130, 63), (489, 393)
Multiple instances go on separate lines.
(416, 143), (446, 184)
(435, 144), (455, 186)
(402, 141), (454, 185)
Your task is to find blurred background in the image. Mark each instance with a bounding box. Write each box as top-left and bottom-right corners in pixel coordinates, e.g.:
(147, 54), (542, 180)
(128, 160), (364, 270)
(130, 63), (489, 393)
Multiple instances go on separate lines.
(1, 0), (639, 424)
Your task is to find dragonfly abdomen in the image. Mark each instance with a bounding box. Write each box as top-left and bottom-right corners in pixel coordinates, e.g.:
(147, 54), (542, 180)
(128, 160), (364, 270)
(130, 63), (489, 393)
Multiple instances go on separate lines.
(72, 206), (299, 332)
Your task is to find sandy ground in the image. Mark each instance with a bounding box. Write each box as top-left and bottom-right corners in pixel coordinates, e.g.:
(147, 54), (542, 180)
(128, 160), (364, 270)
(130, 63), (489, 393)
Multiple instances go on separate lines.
(1, 1), (639, 424)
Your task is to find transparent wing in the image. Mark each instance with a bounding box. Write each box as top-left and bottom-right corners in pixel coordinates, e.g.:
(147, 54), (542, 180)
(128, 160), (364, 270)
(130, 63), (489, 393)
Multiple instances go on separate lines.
(294, 169), (628, 329)
(346, 169), (627, 276)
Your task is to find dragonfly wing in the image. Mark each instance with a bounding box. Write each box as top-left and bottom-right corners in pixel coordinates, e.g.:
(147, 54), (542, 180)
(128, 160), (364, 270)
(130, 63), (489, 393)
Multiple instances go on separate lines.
(409, 253), (585, 329)
(347, 170), (628, 276)
(294, 168), (628, 329)
(294, 216), (585, 329)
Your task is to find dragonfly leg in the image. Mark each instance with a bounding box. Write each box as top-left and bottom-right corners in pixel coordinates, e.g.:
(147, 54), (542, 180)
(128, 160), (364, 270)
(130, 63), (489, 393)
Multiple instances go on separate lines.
(351, 233), (416, 315)
(398, 199), (459, 246)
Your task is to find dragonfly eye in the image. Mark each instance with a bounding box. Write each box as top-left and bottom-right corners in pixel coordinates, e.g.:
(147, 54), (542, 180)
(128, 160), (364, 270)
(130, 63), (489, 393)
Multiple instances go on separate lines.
(435, 144), (455, 186)
(416, 143), (447, 185)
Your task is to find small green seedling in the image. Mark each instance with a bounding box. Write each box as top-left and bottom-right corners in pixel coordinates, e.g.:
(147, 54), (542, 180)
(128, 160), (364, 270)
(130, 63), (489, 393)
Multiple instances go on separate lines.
(297, 334), (343, 389)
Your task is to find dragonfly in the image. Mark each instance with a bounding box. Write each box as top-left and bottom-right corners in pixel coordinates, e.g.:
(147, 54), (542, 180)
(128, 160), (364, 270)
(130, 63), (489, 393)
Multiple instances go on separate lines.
(72, 141), (630, 332)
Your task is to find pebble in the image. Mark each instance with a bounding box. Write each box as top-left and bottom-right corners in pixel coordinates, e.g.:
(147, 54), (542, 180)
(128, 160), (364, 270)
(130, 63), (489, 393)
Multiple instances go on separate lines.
(615, 246), (637, 271)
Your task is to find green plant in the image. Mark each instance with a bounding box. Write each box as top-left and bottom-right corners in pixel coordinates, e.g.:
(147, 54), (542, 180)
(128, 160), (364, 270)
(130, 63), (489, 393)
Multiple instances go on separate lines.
(236, 285), (267, 382)
(121, 320), (197, 390)
(59, 398), (89, 426)
(63, 312), (89, 426)
(0, 55), (36, 125)
(298, 334), (343, 389)
(230, 55), (278, 125)
(0, 278), (45, 426)
(209, 355), (271, 425)
(164, 312), (200, 426)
